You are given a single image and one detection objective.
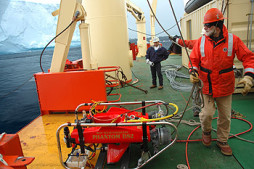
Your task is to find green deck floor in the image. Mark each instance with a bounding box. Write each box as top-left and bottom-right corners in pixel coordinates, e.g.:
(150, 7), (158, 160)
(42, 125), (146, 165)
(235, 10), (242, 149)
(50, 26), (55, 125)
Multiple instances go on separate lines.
(105, 55), (254, 169)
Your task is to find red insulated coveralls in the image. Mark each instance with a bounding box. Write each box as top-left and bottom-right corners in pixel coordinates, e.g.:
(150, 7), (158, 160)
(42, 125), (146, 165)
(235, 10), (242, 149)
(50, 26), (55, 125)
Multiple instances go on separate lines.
(177, 38), (197, 50)
(189, 25), (254, 98)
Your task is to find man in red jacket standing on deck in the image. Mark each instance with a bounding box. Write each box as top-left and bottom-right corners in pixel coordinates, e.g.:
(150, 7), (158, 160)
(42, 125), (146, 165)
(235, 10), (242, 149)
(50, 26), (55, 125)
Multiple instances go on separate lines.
(188, 8), (254, 156)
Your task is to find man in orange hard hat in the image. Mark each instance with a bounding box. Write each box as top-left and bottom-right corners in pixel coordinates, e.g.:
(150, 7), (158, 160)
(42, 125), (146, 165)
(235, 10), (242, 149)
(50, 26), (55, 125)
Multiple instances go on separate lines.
(188, 8), (254, 156)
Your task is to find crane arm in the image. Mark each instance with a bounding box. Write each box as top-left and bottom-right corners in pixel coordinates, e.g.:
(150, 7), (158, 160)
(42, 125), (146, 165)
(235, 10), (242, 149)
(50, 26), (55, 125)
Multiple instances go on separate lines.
(125, 0), (147, 57)
(50, 0), (86, 73)
(150, 0), (157, 39)
(126, 0), (145, 22)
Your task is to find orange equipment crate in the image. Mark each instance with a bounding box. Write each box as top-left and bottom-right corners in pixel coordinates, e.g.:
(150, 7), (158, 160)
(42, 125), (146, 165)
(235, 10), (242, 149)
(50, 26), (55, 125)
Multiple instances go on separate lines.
(34, 70), (107, 115)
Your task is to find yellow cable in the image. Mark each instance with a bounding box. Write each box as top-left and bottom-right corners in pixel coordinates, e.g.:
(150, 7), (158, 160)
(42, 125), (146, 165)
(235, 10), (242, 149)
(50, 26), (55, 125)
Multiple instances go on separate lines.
(127, 103), (178, 122)
(90, 100), (106, 114)
(111, 114), (122, 123)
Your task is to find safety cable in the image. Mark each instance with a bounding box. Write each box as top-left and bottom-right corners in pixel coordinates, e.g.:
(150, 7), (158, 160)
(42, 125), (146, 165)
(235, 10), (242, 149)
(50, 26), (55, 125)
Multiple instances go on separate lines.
(146, 0), (185, 50)
(222, 0), (229, 15)
(156, 21), (179, 36)
(146, 0), (192, 58)
(128, 20), (180, 37)
(39, 20), (74, 73)
(170, 116), (254, 144)
(129, 21), (190, 54)
(131, 70), (139, 85)
(87, 101), (172, 123)
(163, 67), (192, 92)
(88, 102), (159, 122)
(171, 85), (195, 135)
(167, 0), (194, 70)
(212, 128), (254, 144)
(127, 103), (178, 122)
(146, 0), (173, 39)
(193, 81), (204, 108)
(184, 117), (253, 169)
(0, 76), (34, 100)
(116, 67), (127, 87)
(221, 0), (225, 12)
(39, 10), (80, 73)
(105, 80), (113, 96)
(128, 28), (152, 36)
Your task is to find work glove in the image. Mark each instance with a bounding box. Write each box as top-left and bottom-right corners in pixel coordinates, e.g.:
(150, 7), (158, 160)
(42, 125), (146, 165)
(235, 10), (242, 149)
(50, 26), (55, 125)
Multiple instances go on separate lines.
(190, 72), (199, 83)
(168, 36), (176, 42)
(148, 61), (154, 66)
(146, 59), (150, 64)
(237, 75), (253, 96)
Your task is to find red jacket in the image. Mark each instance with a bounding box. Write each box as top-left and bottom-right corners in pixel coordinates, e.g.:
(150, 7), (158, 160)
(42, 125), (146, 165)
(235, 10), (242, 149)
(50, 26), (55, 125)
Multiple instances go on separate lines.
(189, 25), (254, 97)
(177, 38), (197, 49)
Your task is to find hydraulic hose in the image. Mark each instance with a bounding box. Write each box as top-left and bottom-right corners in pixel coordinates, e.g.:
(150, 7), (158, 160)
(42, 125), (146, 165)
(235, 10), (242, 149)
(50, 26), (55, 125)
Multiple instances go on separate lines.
(183, 117), (253, 169)
(127, 103), (178, 122)
(39, 20), (74, 73)
(39, 11), (80, 72)
(168, 0), (194, 70)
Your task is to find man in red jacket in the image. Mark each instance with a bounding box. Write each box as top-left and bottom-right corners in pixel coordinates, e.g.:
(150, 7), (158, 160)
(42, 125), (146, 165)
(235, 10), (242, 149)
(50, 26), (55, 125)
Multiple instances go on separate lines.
(189, 8), (254, 156)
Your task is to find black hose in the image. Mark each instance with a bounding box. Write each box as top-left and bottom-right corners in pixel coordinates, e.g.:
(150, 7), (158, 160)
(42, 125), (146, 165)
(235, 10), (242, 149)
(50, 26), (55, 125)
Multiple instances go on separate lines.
(146, 0), (173, 39)
(39, 20), (75, 73)
(168, 0), (194, 70)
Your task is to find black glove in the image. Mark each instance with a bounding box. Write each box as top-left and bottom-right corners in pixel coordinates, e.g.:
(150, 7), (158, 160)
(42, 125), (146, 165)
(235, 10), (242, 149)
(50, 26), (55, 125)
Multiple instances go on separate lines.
(169, 36), (176, 42)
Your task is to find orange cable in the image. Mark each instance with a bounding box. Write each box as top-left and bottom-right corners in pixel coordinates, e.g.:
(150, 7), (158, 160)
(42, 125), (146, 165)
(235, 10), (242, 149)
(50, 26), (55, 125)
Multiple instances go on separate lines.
(184, 117), (253, 169)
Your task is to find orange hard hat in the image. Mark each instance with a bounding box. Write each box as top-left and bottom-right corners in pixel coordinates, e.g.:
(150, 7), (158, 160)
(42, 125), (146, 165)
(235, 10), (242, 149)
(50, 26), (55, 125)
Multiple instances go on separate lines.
(203, 8), (225, 24)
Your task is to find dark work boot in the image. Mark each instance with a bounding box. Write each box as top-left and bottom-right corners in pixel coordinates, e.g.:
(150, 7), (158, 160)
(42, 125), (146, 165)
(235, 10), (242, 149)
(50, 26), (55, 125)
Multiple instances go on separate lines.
(150, 85), (157, 89)
(216, 141), (232, 156)
(158, 86), (163, 90)
(202, 131), (211, 147)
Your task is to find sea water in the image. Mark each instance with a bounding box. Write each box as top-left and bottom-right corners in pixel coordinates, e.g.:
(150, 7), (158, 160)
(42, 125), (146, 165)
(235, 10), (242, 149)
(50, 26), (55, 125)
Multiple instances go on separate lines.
(0, 47), (82, 134)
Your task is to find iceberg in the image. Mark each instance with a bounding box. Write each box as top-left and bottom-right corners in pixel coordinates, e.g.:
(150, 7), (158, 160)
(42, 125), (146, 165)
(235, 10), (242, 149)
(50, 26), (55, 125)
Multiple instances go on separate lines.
(0, 0), (80, 55)
(0, 0), (184, 55)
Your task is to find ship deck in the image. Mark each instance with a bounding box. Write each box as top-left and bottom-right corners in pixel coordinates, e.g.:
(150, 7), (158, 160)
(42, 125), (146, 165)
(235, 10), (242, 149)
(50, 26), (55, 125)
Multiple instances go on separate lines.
(18, 55), (254, 169)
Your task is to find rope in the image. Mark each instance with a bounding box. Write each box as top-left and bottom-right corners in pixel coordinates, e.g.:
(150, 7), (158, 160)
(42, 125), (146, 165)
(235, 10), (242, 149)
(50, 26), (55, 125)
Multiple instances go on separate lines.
(128, 28), (152, 36)
(161, 64), (204, 125)
(164, 69), (193, 92)
(184, 117), (253, 169)
(0, 76), (34, 100)
(39, 11), (80, 72)
(193, 81), (204, 108)
(167, 0), (194, 70)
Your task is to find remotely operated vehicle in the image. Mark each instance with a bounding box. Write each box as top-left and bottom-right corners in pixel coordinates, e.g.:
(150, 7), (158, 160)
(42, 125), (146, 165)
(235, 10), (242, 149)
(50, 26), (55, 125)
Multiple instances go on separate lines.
(56, 100), (178, 168)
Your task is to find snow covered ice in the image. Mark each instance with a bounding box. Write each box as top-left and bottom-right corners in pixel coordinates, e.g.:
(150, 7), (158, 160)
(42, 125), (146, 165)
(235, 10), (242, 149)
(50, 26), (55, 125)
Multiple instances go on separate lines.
(0, 0), (80, 55)
(0, 0), (184, 55)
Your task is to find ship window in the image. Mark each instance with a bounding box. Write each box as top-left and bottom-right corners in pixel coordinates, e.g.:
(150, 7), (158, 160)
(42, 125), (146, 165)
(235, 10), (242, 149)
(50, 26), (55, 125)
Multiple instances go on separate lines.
(187, 20), (192, 40)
